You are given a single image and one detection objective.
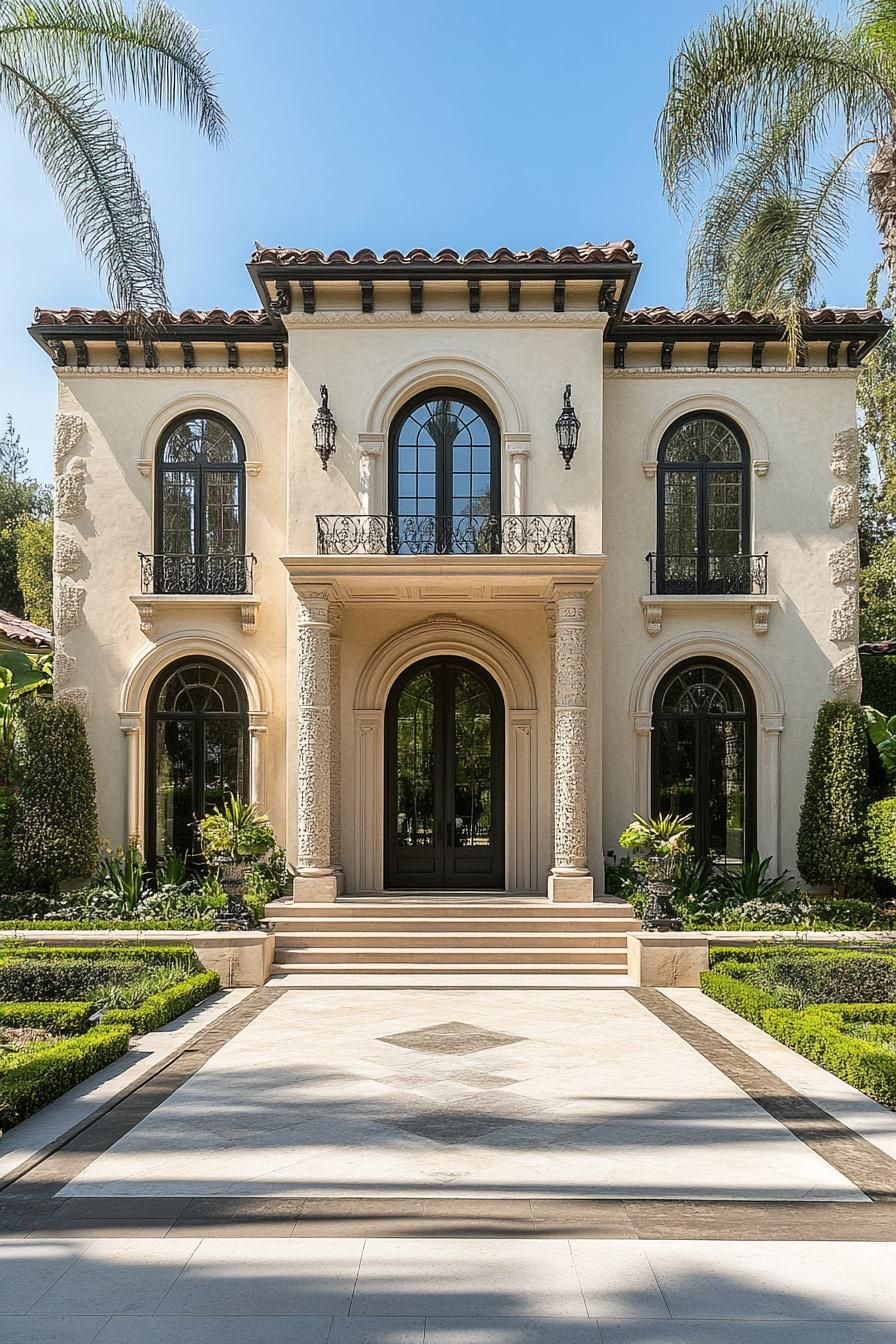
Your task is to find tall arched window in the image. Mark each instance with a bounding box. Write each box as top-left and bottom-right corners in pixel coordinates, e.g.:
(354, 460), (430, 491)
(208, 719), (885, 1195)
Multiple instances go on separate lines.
(652, 658), (756, 864)
(657, 413), (749, 593)
(154, 412), (247, 592)
(147, 657), (249, 861)
(389, 389), (501, 553)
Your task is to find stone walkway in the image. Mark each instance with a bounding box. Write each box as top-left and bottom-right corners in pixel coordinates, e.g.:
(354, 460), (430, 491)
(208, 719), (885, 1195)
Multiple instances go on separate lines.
(3, 985), (896, 1341)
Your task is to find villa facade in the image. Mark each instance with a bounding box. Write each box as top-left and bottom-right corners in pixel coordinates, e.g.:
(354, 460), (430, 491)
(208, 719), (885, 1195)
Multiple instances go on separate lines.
(30, 241), (888, 902)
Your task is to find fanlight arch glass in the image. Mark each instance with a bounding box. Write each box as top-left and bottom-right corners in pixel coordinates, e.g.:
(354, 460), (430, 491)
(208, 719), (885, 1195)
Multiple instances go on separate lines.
(657, 413), (749, 593)
(155, 414), (246, 586)
(147, 657), (248, 861)
(389, 389), (500, 553)
(652, 658), (756, 864)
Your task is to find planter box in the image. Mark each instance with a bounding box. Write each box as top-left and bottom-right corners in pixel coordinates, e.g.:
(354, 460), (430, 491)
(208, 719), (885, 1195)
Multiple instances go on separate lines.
(0, 930), (276, 987)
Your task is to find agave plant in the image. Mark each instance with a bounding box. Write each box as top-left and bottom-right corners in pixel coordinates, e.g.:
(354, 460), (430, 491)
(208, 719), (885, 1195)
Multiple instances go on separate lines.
(714, 851), (795, 906)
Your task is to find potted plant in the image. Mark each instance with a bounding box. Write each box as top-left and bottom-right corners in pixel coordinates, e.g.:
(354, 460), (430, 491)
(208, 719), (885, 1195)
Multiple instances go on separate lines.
(618, 812), (692, 931)
(197, 795), (275, 930)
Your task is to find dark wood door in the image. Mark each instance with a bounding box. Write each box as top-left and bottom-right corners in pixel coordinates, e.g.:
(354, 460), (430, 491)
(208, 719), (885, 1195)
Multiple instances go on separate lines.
(385, 658), (504, 890)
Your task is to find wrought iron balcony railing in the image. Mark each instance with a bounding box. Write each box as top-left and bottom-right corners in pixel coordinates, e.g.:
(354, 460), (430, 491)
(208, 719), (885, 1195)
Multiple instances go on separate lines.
(647, 552), (767, 596)
(316, 514), (576, 556)
(139, 552), (256, 595)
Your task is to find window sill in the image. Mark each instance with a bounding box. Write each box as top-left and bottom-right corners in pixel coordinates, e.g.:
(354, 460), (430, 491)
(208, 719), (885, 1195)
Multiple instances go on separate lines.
(129, 593), (260, 635)
(639, 593), (778, 636)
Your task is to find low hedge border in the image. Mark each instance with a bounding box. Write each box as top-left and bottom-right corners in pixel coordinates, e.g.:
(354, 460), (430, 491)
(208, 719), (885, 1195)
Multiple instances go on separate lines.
(0, 1000), (92, 1034)
(708, 943), (896, 966)
(701, 970), (896, 1109)
(0, 920), (215, 932)
(763, 1006), (896, 1109)
(699, 970), (780, 1025)
(103, 970), (220, 1034)
(0, 942), (196, 964)
(0, 1024), (131, 1129)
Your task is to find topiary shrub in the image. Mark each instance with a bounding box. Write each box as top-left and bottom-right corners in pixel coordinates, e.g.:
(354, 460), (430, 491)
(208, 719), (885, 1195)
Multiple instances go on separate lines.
(861, 654), (896, 720)
(797, 700), (870, 895)
(11, 696), (98, 890)
(867, 797), (896, 883)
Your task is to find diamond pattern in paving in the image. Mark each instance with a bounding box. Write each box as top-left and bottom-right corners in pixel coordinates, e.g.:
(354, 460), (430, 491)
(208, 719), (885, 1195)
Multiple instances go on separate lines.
(379, 1021), (525, 1055)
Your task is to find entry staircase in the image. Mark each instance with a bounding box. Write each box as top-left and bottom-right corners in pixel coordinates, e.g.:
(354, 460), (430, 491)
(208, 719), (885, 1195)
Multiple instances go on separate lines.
(263, 895), (640, 980)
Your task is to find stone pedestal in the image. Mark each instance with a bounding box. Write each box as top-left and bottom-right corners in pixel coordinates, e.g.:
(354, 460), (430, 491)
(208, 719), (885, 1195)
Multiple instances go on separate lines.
(626, 932), (709, 987)
(549, 587), (593, 903)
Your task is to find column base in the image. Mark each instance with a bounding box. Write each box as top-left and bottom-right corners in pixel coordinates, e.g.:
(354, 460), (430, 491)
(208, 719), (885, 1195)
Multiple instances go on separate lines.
(548, 873), (594, 903)
(292, 873), (339, 903)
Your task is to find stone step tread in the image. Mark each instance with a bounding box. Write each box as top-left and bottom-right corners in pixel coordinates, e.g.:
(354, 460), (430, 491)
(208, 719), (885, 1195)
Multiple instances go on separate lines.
(268, 973), (633, 987)
(270, 962), (629, 974)
(266, 903), (636, 917)
(272, 929), (631, 939)
(272, 951), (629, 965)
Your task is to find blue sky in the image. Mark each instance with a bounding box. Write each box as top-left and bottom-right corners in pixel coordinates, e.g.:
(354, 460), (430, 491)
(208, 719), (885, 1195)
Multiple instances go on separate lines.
(0, 0), (882, 479)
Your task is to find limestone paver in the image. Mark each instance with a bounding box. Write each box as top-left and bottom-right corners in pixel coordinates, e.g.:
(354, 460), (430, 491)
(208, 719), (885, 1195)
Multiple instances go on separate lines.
(58, 990), (865, 1201)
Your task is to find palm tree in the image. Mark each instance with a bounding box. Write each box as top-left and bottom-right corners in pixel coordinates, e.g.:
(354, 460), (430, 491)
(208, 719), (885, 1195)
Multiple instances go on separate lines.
(0, 0), (226, 313)
(656, 0), (896, 331)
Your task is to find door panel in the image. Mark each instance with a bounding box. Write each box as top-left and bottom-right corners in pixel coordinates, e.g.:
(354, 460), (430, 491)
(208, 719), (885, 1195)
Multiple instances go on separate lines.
(386, 659), (503, 889)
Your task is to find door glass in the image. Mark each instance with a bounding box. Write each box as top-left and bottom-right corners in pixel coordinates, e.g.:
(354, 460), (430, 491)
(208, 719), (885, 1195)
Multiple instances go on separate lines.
(707, 470), (743, 583)
(395, 669), (436, 847)
(706, 715), (746, 864)
(663, 470), (698, 588)
(205, 471), (242, 555)
(203, 720), (245, 819)
(155, 718), (195, 856)
(655, 717), (697, 820)
(161, 471), (197, 556)
(453, 669), (493, 847)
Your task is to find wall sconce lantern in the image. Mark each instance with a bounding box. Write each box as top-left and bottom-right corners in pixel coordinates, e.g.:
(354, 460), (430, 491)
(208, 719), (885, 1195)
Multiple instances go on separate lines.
(312, 384), (337, 471)
(555, 384), (580, 470)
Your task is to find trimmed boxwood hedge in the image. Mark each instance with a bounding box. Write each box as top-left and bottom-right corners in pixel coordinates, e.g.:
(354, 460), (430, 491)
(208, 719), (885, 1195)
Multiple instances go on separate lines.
(0, 1024), (131, 1129)
(699, 970), (780, 1025)
(103, 971), (219, 1034)
(0, 1000), (92, 1034)
(763, 1006), (896, 1109)
(0, 942), (196, 962)
(0, 920), (215, 932)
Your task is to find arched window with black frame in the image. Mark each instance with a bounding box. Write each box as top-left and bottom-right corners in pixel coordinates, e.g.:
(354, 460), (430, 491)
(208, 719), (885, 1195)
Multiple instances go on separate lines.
(388, 388), (501, 554)
(651, 657), (756, 865)
(154, 412), (248, 593)
(657, 413), (750, 594)
(146, 657), (249, 861)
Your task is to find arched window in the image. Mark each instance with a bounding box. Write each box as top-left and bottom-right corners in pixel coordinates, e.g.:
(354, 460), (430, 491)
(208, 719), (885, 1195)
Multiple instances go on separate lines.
(147, 657), (249, 861)
(657, 413), (749, 593)
(154, 413), (247, 592)
(389, 389), (501, 553)
(651, 657), (756, 864)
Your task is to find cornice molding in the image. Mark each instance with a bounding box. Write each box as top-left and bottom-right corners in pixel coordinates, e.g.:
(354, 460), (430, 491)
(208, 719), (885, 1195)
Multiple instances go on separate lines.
(54, 366), (285, 378)
(606, 366), (859, 378)
(282, 310), (609, 329)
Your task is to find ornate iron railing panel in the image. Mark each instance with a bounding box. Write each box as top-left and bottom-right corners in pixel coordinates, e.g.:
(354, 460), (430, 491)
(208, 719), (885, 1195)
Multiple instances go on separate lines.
(647, 552), (767, 596)
(139, 553), (256, 595)
(316, 514), (576, 556)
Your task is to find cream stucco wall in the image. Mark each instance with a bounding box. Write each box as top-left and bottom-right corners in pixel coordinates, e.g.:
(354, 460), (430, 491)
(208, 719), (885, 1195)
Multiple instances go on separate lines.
(601, 367), (861, 873)
(49, 310), (861, 892)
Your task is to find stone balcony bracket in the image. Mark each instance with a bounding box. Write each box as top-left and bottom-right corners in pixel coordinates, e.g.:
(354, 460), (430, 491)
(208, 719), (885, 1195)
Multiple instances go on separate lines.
(129, 592), (261, 635)
(640, 593), (779, 636)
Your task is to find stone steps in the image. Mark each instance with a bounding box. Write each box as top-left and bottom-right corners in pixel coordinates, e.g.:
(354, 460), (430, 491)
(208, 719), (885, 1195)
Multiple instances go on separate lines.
(266, 897), (637, 979)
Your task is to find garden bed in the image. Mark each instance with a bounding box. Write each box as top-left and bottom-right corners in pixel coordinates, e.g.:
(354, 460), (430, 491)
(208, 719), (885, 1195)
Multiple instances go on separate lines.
(0, 942), (220, 1131)
(701, 944), (896, 1107)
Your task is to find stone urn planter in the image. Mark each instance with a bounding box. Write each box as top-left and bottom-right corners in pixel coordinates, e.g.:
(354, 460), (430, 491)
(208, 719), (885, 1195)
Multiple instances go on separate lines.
(212, 855), (255, 931)
(642, 874), (683, 932)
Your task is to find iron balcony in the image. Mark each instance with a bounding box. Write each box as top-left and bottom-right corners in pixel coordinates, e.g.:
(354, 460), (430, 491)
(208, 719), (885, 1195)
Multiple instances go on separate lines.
(316, 514), (576, 556)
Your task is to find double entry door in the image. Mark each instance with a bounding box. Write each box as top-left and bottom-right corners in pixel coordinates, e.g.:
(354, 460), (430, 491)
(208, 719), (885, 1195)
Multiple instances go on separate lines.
(385, 657), (504, 889)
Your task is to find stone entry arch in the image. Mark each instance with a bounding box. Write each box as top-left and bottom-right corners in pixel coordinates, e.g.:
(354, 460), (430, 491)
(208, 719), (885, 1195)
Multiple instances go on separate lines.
(352, 617), (538, 893)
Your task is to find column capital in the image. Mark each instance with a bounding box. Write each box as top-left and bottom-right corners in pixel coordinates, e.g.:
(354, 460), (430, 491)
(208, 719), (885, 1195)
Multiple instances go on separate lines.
(357, 432), (385, 457)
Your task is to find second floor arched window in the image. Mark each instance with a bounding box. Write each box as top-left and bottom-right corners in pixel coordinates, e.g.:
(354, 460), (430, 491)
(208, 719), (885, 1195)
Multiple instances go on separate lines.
(657, 413), (749, 593)
(154, 412), (247, 593)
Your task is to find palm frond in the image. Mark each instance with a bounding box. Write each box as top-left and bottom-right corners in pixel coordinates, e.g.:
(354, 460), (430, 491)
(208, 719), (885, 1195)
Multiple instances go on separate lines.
(0, 64), (166, 310)
(0, 0), (226, 143)
(657, 0), (893, 212)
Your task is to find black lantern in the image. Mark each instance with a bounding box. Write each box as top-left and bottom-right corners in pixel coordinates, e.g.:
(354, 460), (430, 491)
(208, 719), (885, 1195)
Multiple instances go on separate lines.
(555, 384), (580, 469)
(312, 384), (337, 470)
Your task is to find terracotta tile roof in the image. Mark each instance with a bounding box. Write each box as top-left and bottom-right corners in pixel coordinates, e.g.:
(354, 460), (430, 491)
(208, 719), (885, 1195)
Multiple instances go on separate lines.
(32, 307), (273, 328)
(250, 241), (638, 266)
(623, 305), (885, 328)
(0, 610), (51, 648)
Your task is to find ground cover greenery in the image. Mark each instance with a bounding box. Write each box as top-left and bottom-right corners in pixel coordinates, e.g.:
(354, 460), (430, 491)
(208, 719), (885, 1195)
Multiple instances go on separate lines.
(701, 945), (896, 1107)
(0, 941), (220, 1130)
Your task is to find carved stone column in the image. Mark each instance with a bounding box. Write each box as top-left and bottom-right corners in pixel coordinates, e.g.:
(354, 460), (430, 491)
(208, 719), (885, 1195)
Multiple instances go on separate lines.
(294, 586), (338, 901)
(504, 434), (531, 514)
(329, 602), (344, 889)
(248, 720), (267, 810)
(120, 718), (141, 847)
(549, 586), (593, 902)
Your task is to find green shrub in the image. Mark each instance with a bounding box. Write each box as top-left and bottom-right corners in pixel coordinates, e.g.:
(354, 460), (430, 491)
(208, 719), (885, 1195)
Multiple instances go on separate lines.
(15, 516), (52, 630)
(699, 970), (780, 1024)
(867, 797), (896, 882)
(103, 971), (219, 1033)
(861, 653), (896, 720)
(0, 941), (195, 964)
(750, 950), (896, 1006)
(797, 700), (870, 895)
(0, 942), (198, 1001)
(12, 697), (98, 889)
(0, 919), (215, 931)
(763, 1007), (896, 1109)
(0, 1024), (130, 1129)
(0, 1000), (91, 1034)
